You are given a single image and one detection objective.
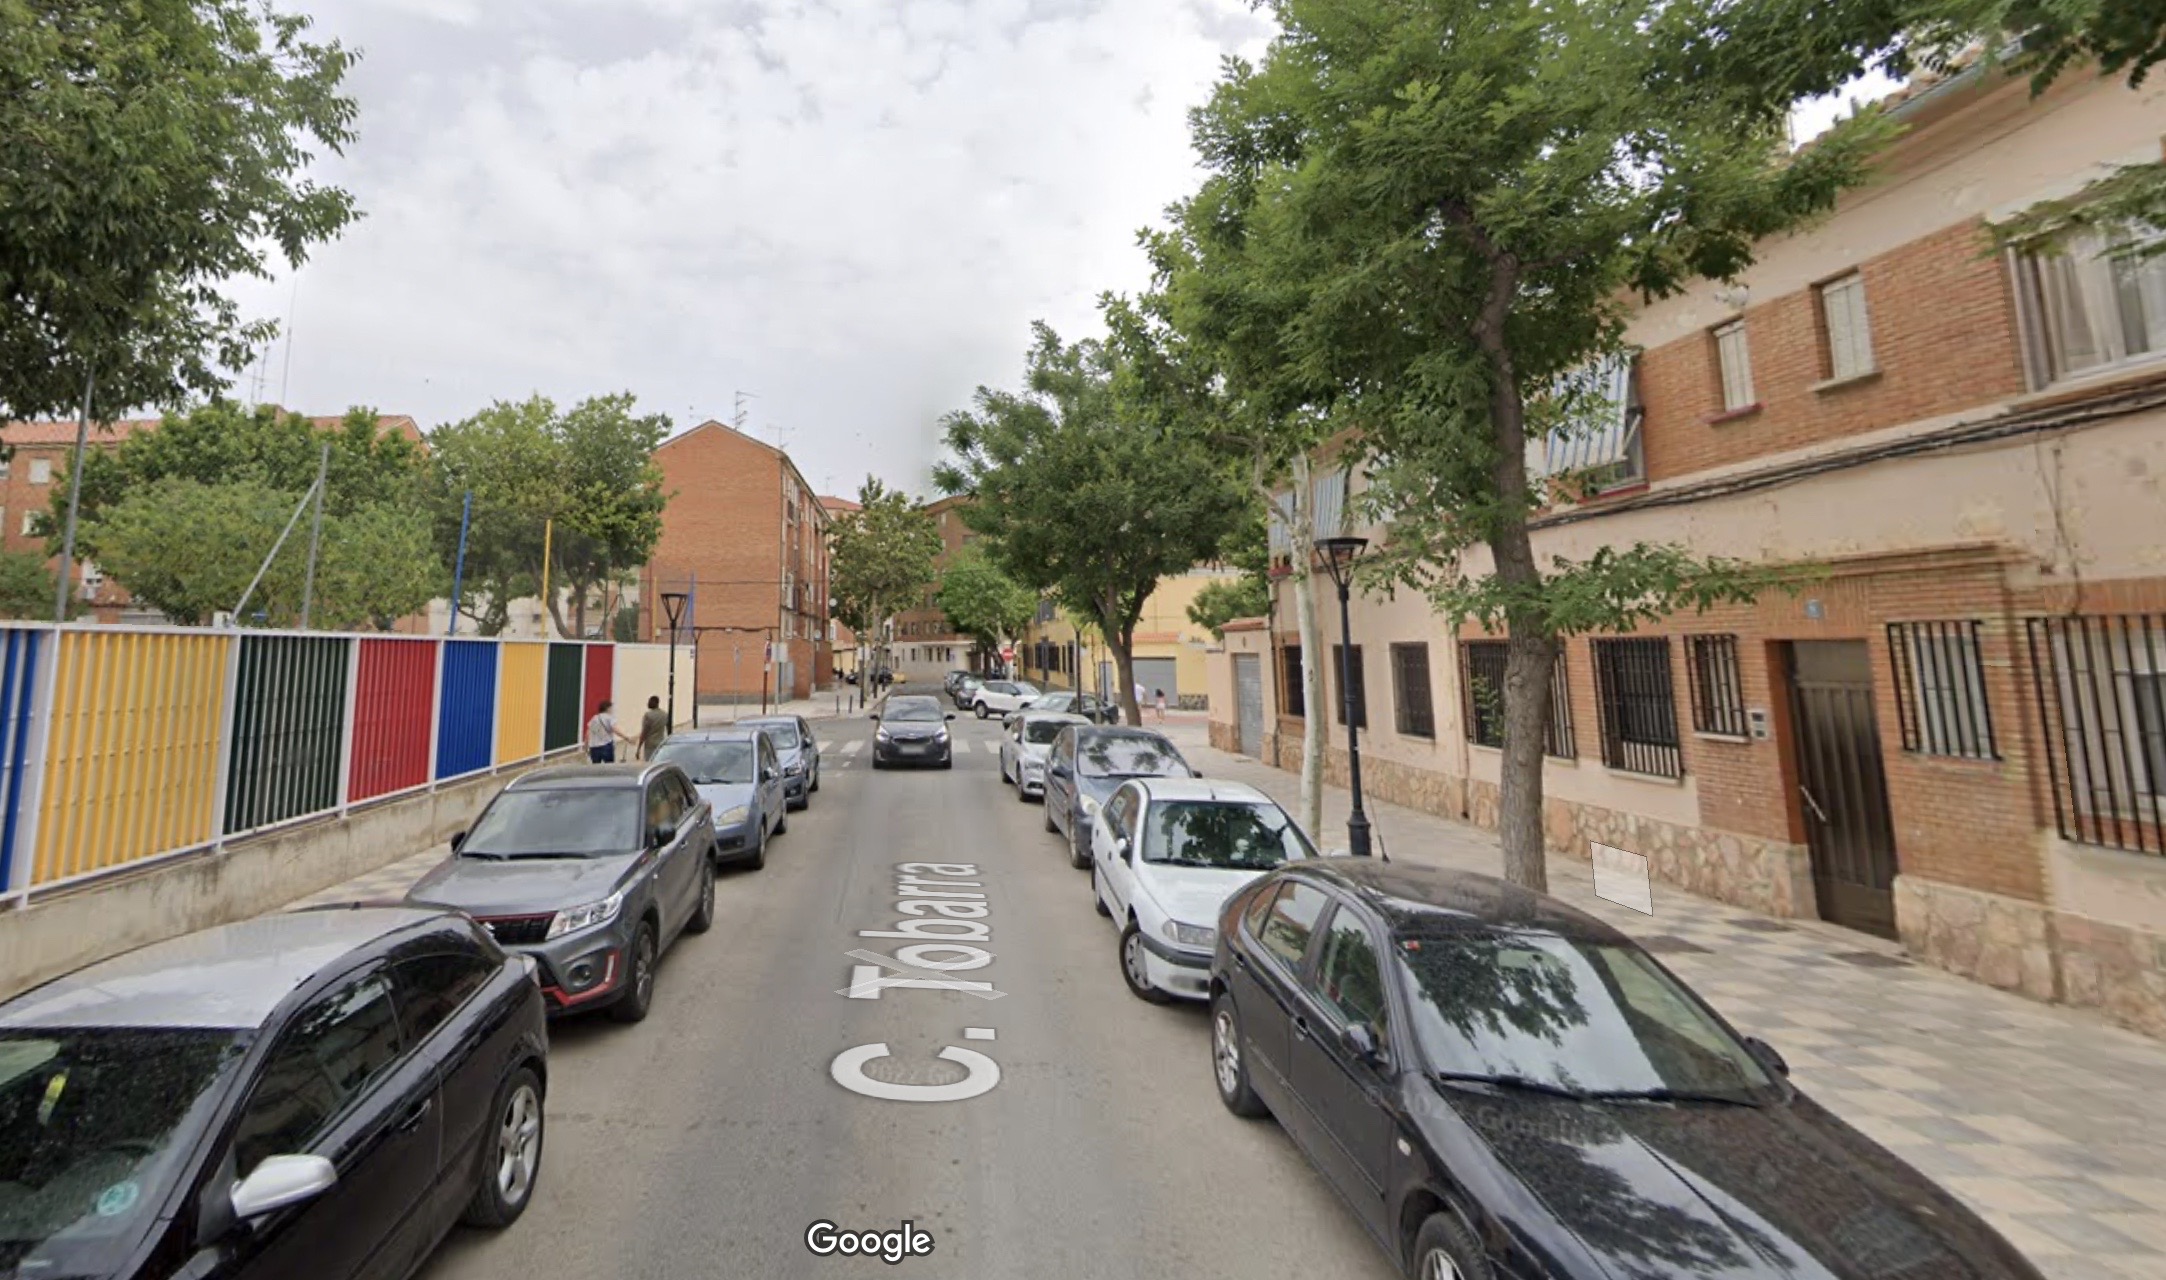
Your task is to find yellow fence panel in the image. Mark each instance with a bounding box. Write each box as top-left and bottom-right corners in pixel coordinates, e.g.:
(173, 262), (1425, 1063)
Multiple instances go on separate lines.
(495, 641), (547, 764)
(35, 630), (232, 885)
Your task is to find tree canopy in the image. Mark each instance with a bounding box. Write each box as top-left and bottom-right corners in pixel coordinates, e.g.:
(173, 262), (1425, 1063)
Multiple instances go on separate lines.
(1188, 576), (1272, 640)
(829, 477), (943, 653)
(0, 0), (361, 422)
(936, 547), (1037, 653)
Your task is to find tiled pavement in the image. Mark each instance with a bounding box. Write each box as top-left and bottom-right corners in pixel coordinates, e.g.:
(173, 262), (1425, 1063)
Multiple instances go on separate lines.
(288, 717), (2166, 1279)
(1161, 724), (2166, 1280)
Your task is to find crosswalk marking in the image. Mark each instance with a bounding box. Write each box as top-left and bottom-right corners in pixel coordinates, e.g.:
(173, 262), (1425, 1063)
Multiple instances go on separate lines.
(839, 740), (863, 757)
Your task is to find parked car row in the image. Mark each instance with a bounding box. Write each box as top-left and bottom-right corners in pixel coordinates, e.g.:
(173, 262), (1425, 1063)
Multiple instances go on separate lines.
(1004, 720), (2049, 1280)
(0, 716), (826, 1280)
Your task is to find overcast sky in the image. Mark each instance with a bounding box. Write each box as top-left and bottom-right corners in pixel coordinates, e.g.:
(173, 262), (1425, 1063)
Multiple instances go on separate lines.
(231, 0), (1273, 499)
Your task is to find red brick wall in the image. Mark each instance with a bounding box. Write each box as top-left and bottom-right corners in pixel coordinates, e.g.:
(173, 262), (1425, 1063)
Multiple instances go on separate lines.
(646, 425), (783, 697)
(1640, 219), (2028, 482)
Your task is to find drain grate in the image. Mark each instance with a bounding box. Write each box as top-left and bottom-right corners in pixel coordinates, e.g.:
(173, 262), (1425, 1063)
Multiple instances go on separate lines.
(1832, 950), (1912, 969)
(1636, 935), (1714, 955)
(1728, 918), (1793, 933)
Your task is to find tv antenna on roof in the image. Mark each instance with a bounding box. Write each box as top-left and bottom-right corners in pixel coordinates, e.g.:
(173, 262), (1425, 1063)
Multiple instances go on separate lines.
(734, 390), (756, 432)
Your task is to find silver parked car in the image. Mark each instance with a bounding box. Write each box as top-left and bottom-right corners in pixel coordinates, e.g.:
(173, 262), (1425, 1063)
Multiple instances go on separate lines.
(650, 728), (789, 868)
(735, 715), (820, 811)
(999, 710), (1088, 800)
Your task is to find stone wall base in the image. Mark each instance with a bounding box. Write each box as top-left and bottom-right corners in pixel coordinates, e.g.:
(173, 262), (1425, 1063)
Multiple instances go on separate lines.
(1897, 876), (2166, 1039)
(1208, 720), (1238, 754)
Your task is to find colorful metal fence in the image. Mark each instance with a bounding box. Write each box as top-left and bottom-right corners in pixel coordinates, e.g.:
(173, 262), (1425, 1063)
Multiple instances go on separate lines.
(0, 624), (627, 903)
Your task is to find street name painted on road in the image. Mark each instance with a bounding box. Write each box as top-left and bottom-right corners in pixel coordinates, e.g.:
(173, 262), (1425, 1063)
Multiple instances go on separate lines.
(830, 862), (1004, 1103)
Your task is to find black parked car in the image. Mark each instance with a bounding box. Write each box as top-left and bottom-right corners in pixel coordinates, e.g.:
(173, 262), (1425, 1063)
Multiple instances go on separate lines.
(1207, 859), (2045, 1280)
(870, 696), (954, 769)
(0, 907), (549, 1280)
(1042, 726), (1196, 868)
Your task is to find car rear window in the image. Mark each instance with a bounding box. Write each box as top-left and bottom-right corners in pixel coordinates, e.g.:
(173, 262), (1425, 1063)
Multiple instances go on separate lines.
(1024, 720), (1070, 745)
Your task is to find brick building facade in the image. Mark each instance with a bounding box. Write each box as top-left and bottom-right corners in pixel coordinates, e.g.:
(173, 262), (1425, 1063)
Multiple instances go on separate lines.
(1207, 65), (2166, 1035)
(640, 421), (830, 701)
(889, 495), (978, 680)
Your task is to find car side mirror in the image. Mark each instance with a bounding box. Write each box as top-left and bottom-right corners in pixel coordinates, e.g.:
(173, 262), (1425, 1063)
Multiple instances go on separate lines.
(1189, 767), (1203, 778)
(449, 830), (466, 852)
(1114, 834), (1133, 861)
(1342, 1023), (1386, 1068)
(1744, 1036), (1789, 1077)
(230, 1154), (337, 1220)
(945, 713), (956, 721)
(869, 713), (880, 721)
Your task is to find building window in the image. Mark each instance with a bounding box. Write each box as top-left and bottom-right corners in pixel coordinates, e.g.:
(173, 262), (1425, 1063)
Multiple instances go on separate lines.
(1331, 645), (1367, 729)
(1889, 621), (1998, 759)
(1592, 637), (1683, 778)
(1457, 641), (1574, 758)
(27, 459), (50, 485)
(1685, 634), (1748, 738)
(18, 512), (33, 537)
(1712, 320), (1755, 412)
(2016, 229), (2166, 385)
(1818, 273), (1875, 380)
(1532, 355), (1644, 493)
(1280, 644), (1305, 719)
(1390, 643), (1434, 739)
(2027, 614), (2166, 854)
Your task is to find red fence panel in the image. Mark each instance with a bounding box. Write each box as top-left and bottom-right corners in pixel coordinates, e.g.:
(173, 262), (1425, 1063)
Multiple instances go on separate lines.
(585, 643), (614, 721)
(351, 637), (437, 803)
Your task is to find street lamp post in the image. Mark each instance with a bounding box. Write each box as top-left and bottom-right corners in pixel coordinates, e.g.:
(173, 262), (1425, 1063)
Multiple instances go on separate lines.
(661, 591), (689, 730)
(1313, 536), (1373, 857)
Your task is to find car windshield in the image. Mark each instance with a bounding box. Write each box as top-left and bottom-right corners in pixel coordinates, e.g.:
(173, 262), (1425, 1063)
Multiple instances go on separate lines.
(461, 787), (640, 857)
(1144, 802), (1312, 869)
(750, 722), (800, 749)
(1023, 719), (1071, 745)
(1397, 934), (1774, 1099)
(653, 740), (756, 785)
(886, 701), (944, 723)
(1079, 736), (1186, 778)
(0, 1028), (246, 1271)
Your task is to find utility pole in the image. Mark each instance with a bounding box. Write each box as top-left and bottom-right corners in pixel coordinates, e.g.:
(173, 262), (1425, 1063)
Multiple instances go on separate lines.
(298, 442), (331, 629)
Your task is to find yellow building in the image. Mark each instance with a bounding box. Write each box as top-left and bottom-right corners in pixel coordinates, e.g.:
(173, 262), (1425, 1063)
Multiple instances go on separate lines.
(1014, 567), (1240, 710)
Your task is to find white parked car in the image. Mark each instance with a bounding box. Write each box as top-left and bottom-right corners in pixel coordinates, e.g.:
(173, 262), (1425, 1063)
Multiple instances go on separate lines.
(970, 679), (1041, 718)
(1089, 778), (1317, 1002)
(1000, 711), (1089, 800)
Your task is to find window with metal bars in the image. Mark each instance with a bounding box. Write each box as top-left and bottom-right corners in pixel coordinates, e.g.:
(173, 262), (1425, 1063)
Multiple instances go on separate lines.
(1390, 643), (1434, 739)
(2025, 614), (2166, 855)
(1457, 641), (1575, 758)
(1686, 634), (1748, 738)
(1280, 644), (1305, 718)
(1888, 622), (1997, 759)
(1592, 638), (1683, 777)
(1332, 645), (1367, 729)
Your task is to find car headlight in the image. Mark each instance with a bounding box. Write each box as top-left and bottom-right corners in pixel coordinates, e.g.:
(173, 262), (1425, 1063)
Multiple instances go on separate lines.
(1023, 758), (1045, 774)
(1164, 920), (1217, 949)
(1079, 794), (1101, 816)
(784, 761), (803, 775)
(545, 888), (628, 940)
(717, 804), (750, 826)
(875, 728), (893, 741)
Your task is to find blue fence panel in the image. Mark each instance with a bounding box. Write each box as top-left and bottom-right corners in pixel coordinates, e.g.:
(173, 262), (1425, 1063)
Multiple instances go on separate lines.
(436, 640), (499, 779)
(0, 628), (43, 892)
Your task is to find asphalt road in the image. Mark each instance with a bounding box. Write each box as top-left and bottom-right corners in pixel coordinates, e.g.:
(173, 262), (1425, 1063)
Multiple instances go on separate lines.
(418, 711), (1400, 1280)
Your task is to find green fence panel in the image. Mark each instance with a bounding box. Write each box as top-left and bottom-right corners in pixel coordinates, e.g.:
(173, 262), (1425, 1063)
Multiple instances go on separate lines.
(544, 643), (584, 752)
(225, 635), (351, 834)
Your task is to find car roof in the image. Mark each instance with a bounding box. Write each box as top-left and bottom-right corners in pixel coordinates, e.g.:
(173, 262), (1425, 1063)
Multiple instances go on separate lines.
(1281, 859), (1630, 944)
(736, 716), (798, 727)
(1071, 725), (1174, 743)
(1125, 777), (1268, 804)
(654, 727), (761, 741)
(886, 695), (941, 706)
(0, 908), (454, 1032)
(508, 763), (664, 789)
(1017, 710), (1088, 723)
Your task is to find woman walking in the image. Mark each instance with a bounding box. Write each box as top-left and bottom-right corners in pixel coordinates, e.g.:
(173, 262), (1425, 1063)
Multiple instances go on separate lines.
(1153, 688), (1168, 722)
(585, 700), (634, 763)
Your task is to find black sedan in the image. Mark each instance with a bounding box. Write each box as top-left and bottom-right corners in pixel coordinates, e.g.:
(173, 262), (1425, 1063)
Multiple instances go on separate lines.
(870, 696), (955, 768)
(0, 907), (548, 1280)
(1207, 860), (2045, 1280)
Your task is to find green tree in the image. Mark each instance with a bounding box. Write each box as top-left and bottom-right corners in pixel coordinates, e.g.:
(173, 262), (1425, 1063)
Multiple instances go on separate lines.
(544, 394), (670, 638)
(1176, 0), (1893, 887)
(0, 0), (360, 422)
(829, 478), (943, 678)
(936, 547), (1038, 656)
(0, 552), (70, 621)
(936, 322), (1247, 726)
(1188, 576), (1272, 639)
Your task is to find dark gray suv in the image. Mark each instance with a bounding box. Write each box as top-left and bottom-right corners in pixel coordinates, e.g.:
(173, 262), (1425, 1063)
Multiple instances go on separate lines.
(407, 763), (718, 1023)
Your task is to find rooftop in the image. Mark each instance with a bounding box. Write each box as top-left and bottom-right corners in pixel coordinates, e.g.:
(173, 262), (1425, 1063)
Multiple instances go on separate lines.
(2, 411), (423, 449)
(0, 908), (448, 1031)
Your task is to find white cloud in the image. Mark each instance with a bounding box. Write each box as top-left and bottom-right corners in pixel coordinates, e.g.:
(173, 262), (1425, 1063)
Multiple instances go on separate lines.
(236, 0), (1271, 495)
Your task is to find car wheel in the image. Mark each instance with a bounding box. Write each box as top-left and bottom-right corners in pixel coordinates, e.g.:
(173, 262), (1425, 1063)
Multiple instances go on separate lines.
(1016, 777), (1031, 803)
(975, 703), (989, 719)
(788, 791), (808, 812)
(1044, 800), (1059, 834)
(609, 921), (658, 1024)
(809, 764), (820, 793)
(999, 755), (1011, 783)
(685, 861), (716, 934)
(461, 1065), (545, 1227)
(775, 809), (789, 836)
(1093, 866), (1111, 918)
(1412, 1212), (1492, 1280)
(1119, 920), (1170, 1004)
(747, 824), (767, 870)
(1210, 994), (1269, 1119)
(1068, 817), (1091, 869)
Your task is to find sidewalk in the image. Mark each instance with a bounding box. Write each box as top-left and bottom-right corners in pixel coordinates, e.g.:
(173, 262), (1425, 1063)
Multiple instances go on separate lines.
(1161, 723), (2166, 1280)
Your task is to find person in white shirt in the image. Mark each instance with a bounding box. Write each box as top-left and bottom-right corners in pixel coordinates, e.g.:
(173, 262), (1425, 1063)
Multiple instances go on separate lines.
(585, 700), (634, 764)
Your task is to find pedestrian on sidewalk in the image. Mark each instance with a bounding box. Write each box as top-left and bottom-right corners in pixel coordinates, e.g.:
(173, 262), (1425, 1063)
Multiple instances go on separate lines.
(1153, 688), (1167, 722)
(638, 695), (669, 759)
(585, 700), (633, 764)
(1133, 681), (1147, 719)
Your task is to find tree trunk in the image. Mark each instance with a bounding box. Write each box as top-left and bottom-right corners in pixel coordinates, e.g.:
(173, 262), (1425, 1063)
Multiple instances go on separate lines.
(1468, 243), (1554, 892)
(1287, 453), (1329, 843)
(1109, 627), (1139, 726)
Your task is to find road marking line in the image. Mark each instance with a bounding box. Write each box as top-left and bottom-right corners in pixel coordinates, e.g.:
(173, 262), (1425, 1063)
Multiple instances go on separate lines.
(964, 1027), (995, 1041)
(840, 948), (1006, 1000)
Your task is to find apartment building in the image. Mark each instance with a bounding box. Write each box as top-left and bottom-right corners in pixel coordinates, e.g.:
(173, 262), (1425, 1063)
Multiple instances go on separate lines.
(1017, 566), (1244, 708)
(889, 495), (977, 680)
(1207, 64), (2166, 1035)
(1, 412), (424, 625)
(640, 421), (831, 701)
